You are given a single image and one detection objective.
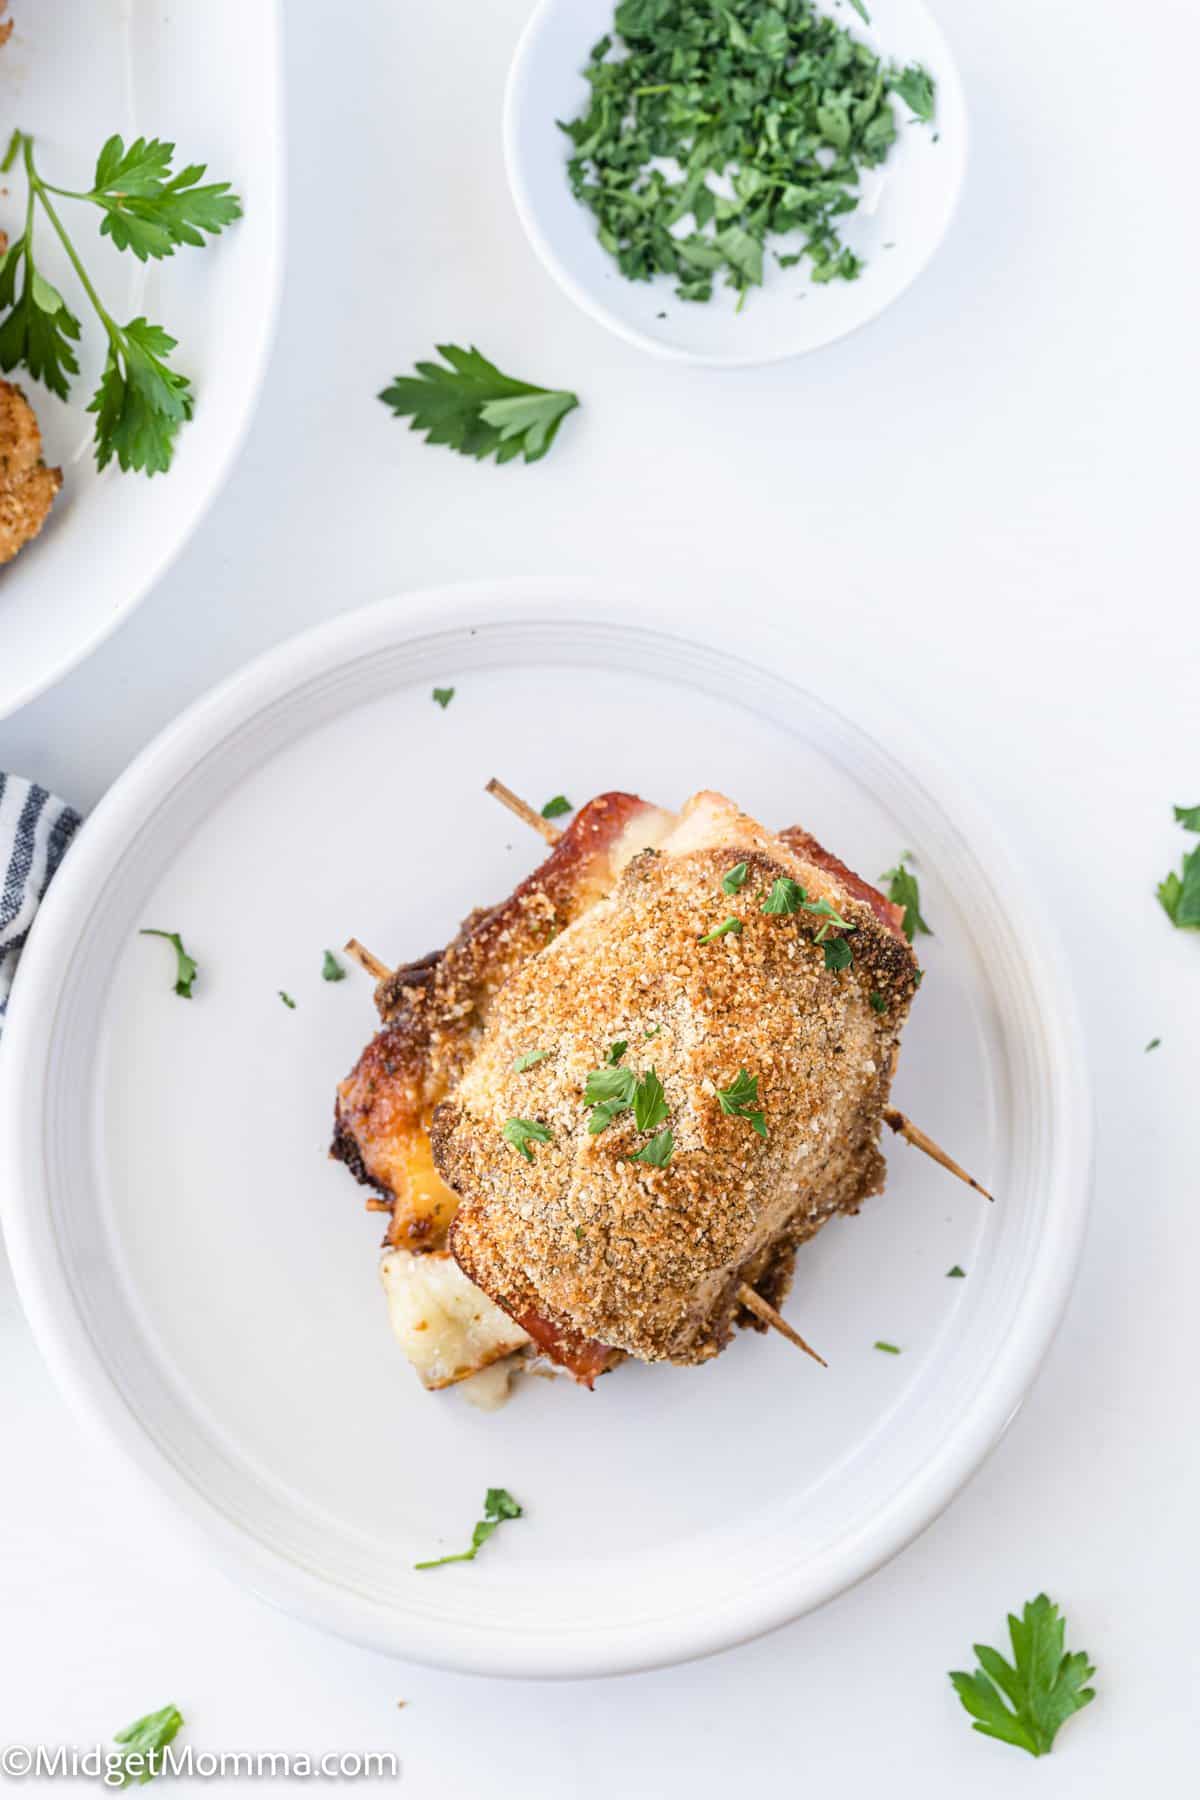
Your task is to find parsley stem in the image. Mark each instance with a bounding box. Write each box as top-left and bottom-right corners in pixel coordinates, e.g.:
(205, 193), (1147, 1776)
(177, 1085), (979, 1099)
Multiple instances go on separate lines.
(23, 136), (120, 345)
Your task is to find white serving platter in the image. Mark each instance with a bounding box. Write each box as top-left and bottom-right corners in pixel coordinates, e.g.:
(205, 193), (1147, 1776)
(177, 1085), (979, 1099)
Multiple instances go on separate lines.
(505, 0), (967, 365)
(0, 0), (284, 718)
(0, 580), (1090, 1677)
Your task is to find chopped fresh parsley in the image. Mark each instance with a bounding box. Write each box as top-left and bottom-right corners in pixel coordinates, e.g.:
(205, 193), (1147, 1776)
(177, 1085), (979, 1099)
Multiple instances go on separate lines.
(380, 345), (579, 465)
(868, 990), (887, 1013)
(762, 876), (803, 915)
(949, 1594), (1096, 1757)
(698, 916), (744, 944)
(502, 1117), (552, 1162)
(880, 856), (932, 941)
(874, 1339), (901, 1354)
(414, 1488), (523, 1570)
(721, 861), (749, 894)
(644, 1024), (661, 1038)
(633, 1067), (669, 1133)
(562, 0), (933, 304)
(513, 1049), (551, 1072)
(541, 794), (572, 819)
(278, 990), (296, 1009)
(110, 1704), (184, 1787)
(606, 1040), (628, 1064)
(715, 1067), (767, 1137)
(823, 937), (853, 973)
(431, 686), (455, 709)
(574, 1224), (584, 1242)
(803, 894), (854, 939)
(585, 1063), (637, 1133)
(632, 1127), (674, 1167)
(1158, 804), (1200, 931)
(946, 1265), (966, 1278)
(0, 131), (239, 474)
(140, 928), (198, 998)
(322, 949), (346, 982)
(1144, 1038), (1161, 1053)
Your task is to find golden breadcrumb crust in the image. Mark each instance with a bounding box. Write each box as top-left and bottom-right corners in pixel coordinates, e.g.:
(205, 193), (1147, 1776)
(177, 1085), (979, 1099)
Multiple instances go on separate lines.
(0, 380), (61, 565)
(440, 814), (918, 1365)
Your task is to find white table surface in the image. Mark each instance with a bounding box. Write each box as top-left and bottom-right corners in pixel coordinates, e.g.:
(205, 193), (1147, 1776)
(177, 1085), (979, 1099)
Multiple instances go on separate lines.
(1, 0), (1196, 1790)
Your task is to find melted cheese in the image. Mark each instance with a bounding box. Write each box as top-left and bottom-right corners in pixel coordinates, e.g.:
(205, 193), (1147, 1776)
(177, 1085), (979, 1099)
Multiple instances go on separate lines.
(379, 1249), (530, 1390)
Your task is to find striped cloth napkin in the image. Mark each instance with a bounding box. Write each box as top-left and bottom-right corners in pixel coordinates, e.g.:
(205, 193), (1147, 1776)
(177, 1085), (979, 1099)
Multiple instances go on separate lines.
(0, 773), (81, 1035)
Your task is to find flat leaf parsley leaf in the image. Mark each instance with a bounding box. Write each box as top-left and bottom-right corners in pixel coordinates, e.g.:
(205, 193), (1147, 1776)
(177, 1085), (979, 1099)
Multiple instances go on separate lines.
(415, 1488), (523, 1570)
(949, 1594), (1096, 1758)
(632, 1126), (674, 1167)
(140, 928), (198, 998)
(322, 950), (346, 982)
(380, 344), (579, 465)
(431, 687), (455, 709)
(893, 63), (936, 121)
(880, 856), (932, 940)
(541, 794), (573, 819)
(633, 1067), (668, 1133)
(762, 877), (804, 915)
(721, 861), (749, 894)
(111, 1703), (184, 1787)
(502, 1117), (553, 1162)
(823, 937), (853, 972)
(1158, 804), (1200, 931)
(715, 1067), (767, 1137)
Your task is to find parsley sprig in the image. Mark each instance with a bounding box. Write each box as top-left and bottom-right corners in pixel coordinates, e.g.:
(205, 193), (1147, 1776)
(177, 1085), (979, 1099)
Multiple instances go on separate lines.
(502, 1117), (553, 1162)
(0, 130), (240, 474)
(140, 929), (198, 998)
(950, 1594), (1096, 1758)
(415, 1488), (523, 1571)
(380, 345), (579, 465)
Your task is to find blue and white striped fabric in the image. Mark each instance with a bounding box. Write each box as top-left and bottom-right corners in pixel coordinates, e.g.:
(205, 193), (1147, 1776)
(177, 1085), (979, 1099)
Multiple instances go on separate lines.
(0, 773), (82, 1035)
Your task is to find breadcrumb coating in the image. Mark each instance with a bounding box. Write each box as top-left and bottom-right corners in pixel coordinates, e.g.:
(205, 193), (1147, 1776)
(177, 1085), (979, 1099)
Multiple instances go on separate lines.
(441, 792), (918, 1364)
(0, 380), (61, 565)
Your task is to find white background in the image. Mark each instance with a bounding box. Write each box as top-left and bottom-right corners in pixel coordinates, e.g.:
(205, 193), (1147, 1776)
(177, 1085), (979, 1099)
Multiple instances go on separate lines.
(1, 0), (1197, 1791)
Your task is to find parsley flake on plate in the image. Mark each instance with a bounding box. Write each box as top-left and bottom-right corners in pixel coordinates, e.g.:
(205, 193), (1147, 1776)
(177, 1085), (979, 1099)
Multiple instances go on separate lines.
(949, 1594), (1096, 1758)
(321, 949), (346, 982)
(139, 928), (198, 998)
(715, 1067), (767, 1138)
(946, 1264), (966, 1278)
(431, 686), (455, 709)
(874, 1339), (901, 1354)
(380, 345), (579, 465)
(414, 1488), (523, 1571)
(541, 794), (572, 820)
(880, 855), (932, 941)
(502, 1117), (553, 1162)
(278, 990), (296, 1009)
(110, 1703), (184, 1787)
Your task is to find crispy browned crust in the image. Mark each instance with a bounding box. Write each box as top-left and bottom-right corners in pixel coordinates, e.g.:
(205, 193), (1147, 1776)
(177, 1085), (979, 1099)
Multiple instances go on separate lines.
(0, 381), (61, 565)
(331, 792), (662, 1245)
(440, 814), (919, 1366)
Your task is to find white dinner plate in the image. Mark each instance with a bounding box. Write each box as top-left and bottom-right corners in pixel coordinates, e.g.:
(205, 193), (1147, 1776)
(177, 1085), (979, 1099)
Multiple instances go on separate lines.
(0, 581), (1090, 1677)
(505, 0), (967, 365)
(0, 0), (284, 718)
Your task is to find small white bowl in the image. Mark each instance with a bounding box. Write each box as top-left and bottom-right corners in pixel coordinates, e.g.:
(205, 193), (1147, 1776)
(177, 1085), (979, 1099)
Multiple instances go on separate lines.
(504, 0), (968, 366)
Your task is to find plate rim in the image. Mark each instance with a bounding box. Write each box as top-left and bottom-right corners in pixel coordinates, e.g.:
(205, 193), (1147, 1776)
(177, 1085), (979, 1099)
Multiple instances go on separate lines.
(503, 0), (970, 368)
(0, 578), (1092, 1676)
(0, 0), (287, 720)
